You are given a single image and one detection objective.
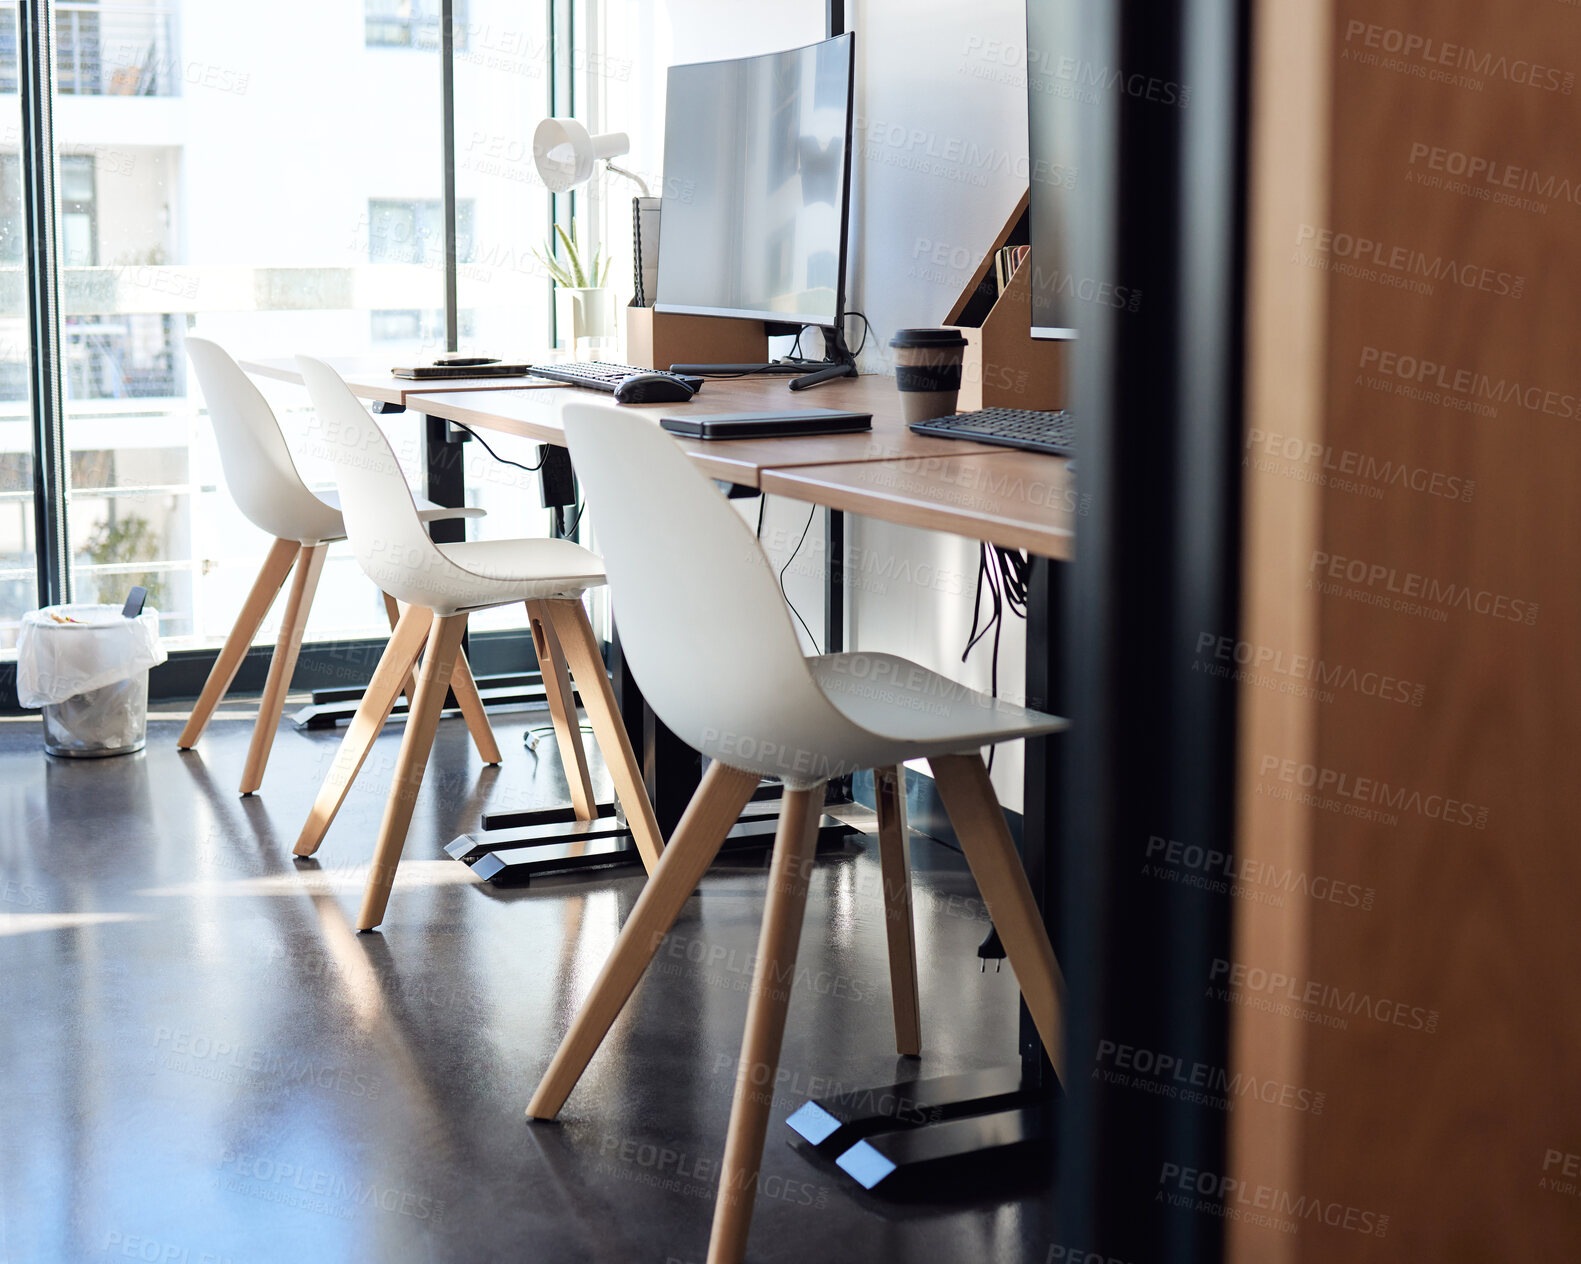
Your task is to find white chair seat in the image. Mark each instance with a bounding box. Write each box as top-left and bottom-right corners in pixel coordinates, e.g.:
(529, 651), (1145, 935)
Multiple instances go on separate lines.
(808, 651), (1067, 760)
(434, 538), (606, 605)
(308, 488), (484, 543)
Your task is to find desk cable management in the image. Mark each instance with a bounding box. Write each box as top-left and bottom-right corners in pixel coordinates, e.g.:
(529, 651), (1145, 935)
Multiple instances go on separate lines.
(689, 310), (872, 380)
(457, 425), (594, 754)
(445, 419), (548, 472)
(759, 495), (823, 653)
(963, 541), (1031, 775)
(962, 541), (1030, 970)
(452, 423), (587, 538)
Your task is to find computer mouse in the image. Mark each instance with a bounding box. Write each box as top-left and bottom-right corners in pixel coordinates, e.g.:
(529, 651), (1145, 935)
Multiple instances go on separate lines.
(614, 373), (697, 405)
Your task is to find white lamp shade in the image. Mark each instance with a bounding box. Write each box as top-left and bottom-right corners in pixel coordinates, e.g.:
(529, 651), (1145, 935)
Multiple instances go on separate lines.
(533, 118), (631, 193)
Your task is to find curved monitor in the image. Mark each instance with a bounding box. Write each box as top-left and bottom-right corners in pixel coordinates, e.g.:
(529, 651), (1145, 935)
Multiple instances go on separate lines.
(655, 34), (854, 328)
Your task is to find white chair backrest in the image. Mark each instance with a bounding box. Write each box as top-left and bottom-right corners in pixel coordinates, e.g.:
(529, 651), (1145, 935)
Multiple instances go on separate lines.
(562, 403), (850, 782)
(295, 356), (469, 611)
(186, 338), (341, 543)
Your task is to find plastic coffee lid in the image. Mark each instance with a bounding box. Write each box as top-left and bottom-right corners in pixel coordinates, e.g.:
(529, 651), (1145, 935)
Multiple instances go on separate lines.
(889, 328), (968, 349)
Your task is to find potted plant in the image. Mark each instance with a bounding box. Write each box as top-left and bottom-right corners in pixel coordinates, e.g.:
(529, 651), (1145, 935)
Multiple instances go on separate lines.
(536, 222), (615, 352)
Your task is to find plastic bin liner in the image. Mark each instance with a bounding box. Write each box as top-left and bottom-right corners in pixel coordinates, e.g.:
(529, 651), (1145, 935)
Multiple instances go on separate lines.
(15, 604), (166, 708)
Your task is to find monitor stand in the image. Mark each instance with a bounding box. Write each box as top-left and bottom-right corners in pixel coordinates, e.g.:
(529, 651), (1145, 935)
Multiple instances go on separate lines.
(671, 323), (858, 392)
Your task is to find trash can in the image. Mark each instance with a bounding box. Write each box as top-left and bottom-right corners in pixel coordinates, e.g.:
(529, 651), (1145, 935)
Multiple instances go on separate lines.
(15, 604), (167, 757)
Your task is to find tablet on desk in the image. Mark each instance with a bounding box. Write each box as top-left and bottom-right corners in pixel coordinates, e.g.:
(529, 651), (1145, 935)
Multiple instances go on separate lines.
(660, 409), (872, 440)
(391, 363), (531, 379)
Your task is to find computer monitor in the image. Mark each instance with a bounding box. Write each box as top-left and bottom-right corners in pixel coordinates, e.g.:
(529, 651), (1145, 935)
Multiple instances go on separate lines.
(655, 34), (855, 331)
(1025, 4), (1079, 341)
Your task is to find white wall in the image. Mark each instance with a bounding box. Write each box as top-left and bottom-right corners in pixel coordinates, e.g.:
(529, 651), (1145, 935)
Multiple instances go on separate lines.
(844, 0), (1034, 808)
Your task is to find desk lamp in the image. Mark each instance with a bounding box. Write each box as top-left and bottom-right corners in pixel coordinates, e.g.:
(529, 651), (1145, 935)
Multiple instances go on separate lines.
(532, 118), (649, 196)
(533, 116), (661, 317)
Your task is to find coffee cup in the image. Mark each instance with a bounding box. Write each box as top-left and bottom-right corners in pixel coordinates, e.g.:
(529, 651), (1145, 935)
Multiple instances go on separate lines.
(889, 328), (968, 423)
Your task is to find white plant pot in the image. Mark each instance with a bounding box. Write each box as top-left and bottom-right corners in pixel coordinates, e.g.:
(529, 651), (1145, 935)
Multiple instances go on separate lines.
(555, 286), (615, 349)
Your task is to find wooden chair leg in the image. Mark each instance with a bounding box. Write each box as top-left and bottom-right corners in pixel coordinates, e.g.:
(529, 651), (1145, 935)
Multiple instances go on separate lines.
(383, 592), (496, 762)
(874, 766), (921, 1057)
(239, 542), (327, 795)
(382, 592), (418, 708)
(928, 752), (1066, 1080)
(542, 599), (665, 870)
(526, 760), (761, 1120)
(526, 601), (596, 820)
(707, 782), (826, 1264)
(355, 613), (470, 931)
(178, 537), (298, 749)
(449, 646), (501, 765)
(294, 604), (433, 857)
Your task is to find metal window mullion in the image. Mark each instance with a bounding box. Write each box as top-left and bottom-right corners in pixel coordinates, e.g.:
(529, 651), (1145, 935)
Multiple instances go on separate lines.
(441, 0), (458, 351)
(19, 0), (69, 607)
(548, 0), (573, 345)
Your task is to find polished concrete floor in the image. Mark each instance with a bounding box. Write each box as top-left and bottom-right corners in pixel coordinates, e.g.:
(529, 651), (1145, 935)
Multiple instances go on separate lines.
(0, 697), (1053, 1263)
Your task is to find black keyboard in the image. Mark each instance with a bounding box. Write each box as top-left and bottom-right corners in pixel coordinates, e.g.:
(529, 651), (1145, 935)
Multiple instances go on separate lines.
(908, 407), (1075, 457)
(526, 361), (705, 394)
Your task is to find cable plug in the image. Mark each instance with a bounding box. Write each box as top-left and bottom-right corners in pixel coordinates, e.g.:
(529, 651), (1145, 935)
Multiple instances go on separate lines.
(977, 923), (1005, 973)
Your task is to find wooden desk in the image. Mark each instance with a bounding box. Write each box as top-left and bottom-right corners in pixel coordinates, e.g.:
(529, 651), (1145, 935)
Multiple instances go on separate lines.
(236, 358), (1001, 487)
(759, 450), (1076, 561)
(239, 355), (548, 407)
(406, 374), (1003, 489)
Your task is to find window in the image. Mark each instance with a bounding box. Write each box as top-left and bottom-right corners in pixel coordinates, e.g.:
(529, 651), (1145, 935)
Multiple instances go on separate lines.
(55, 0), (103, 95)
(0, 153), (22, 264)
(52, 10), (458, 646)
(365, 0), (468, 52)
(370, 308), (476, 343)
(69, 442), (190, 609)
(64, 315), (183, 400)
(0, 152), (97, 265)
(0, 6), (31, 644)
(58, 155), (96, 266)
(0, 10), (15, 95)
(1, 1), (555, 658)
(367, 198), (476, 266)
(1, 3), (184, 97)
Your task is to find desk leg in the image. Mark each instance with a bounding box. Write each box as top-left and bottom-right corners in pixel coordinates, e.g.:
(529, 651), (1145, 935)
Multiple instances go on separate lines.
(825, 507), (852, 804)
(825, 507), (844, 656)
(1020, 555), (1064, 1087)
(424, 414), (467, 545)
(779, 555), (1065, 1188)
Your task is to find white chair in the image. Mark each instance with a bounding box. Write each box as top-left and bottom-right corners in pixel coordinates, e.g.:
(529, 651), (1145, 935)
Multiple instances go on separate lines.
(180, 338), (498, 793)
(292, 357), (664, 931)
(528, 403), (1070, 1264)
